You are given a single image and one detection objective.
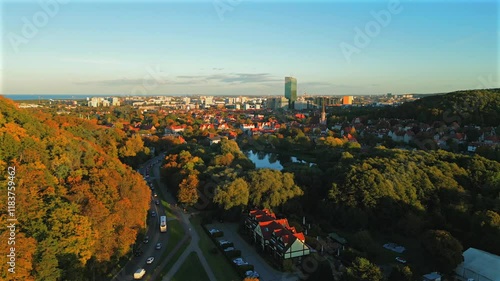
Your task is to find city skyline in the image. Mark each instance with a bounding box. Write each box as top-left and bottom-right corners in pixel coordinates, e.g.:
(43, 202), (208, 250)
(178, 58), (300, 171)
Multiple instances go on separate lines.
(2, 0), (498, 96)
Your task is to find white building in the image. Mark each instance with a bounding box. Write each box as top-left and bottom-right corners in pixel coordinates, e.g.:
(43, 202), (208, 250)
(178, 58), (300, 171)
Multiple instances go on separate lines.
(455, 248), (500, 281)
(111, 97), (121, 106)
(204, 96), (213, 105)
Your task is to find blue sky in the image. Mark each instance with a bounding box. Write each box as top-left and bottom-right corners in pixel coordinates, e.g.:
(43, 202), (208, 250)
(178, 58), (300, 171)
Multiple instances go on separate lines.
(2, 0), (498, 96)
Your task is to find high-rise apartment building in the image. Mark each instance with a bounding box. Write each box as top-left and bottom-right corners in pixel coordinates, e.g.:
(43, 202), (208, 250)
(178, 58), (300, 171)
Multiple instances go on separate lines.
(266, 97), (288, 110)
(284, 77), (297, 109)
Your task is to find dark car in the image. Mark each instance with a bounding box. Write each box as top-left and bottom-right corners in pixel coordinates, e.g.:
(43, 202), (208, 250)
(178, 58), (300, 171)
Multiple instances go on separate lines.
(155, 199), (160, 205)
(143, 236), (149, 244)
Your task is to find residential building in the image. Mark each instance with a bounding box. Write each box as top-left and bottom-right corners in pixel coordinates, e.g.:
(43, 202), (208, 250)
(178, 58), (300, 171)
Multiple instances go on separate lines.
(208, 135), (226, 145)
(168, 125), (186, 133)
(342, 96), (353, 105)
(111, 97), (120, 106)
(241, 124), (255, 131)
(245, 209), (310, 261)
(455, 248), (500, 281)
(266, 97), (288, 110)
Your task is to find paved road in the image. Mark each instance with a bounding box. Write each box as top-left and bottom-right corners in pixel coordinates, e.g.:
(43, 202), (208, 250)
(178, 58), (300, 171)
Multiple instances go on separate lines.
(161, 210), (217, 281)
(111, 153), (169, 281)
(207, 223), (300, 281)
(149, 155), (217, 281)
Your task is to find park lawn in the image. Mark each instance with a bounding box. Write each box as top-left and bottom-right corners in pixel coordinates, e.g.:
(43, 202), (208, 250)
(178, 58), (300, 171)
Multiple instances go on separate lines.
(158, 236), (190, 278)
(161, 200), (177, 219)
(190, 216), (241, 281)
(171, 252), (210, 281)
(160, 219), (184, 261)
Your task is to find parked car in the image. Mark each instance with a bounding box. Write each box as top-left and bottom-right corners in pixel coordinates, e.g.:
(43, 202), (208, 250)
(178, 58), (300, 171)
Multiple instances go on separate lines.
(395, 257), (407, 264)
(232, 258), (248, 266)
(143, 236), (149, 244)
(155, 199), (160, 205)
(151, 211), (156, 217)
(155, 243), (162, 250)
(218, 240), (231, 246)
(146, 257), (154, 264)
(223, 247), (235, 252)
(208, 228), (221, 235)
(245, 270), (259, 278)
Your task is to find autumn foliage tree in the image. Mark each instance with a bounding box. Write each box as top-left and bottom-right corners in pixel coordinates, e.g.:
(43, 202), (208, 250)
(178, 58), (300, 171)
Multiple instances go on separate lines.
(178, 172), (200, 206)
(0, 97), (151, 279)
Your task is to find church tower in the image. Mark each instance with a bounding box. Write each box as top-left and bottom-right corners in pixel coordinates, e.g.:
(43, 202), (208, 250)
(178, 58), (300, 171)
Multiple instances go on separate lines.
(320, 97), (327, 125)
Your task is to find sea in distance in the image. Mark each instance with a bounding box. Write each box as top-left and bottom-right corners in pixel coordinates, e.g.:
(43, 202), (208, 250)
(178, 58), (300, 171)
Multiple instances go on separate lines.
(4, 94), (103, 101)
(4, 93), (196, 100)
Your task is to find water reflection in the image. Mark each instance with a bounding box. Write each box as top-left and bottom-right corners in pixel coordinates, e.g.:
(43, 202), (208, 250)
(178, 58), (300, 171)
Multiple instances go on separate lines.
(244, 150), (312, 170)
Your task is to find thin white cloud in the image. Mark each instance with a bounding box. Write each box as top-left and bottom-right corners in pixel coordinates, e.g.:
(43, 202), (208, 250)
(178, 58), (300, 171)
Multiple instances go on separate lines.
(60, 57), (125, 65)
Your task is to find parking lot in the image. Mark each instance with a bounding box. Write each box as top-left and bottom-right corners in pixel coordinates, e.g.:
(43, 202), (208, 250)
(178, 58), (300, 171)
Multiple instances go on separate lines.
(206, 222), (300, 281)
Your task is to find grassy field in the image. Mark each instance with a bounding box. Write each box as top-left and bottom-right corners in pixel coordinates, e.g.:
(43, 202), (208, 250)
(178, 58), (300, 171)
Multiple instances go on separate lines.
(161, 200), (177, 219)
(158, 236), (190, 278)
(160, 220), (184, 261)
(190, 216), (241, 281)
(171, 252), (210, 281)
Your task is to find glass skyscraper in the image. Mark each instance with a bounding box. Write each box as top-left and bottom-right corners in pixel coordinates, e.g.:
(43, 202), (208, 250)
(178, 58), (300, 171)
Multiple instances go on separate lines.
(284, 76), (297, 109)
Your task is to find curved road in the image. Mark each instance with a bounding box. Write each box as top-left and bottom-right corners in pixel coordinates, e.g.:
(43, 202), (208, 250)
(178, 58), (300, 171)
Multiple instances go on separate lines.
(112, 152), (218, 281)
(111, 153), (169, 281)
(160, 210), (216, 281)
(149, 156), (216, 281)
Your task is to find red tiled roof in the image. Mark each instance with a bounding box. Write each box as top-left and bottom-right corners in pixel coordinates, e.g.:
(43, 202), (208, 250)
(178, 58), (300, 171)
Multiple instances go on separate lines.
(249, 209), (307, 250)
(249, 209), (276, 221)
(485, 135), (499, 142)
(294, 232), (306, 242)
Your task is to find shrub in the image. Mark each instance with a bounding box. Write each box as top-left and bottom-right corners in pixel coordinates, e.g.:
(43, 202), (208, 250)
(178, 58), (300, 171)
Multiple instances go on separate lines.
(211, 231), (224, 238)
(237, 264), (254, 276)
(225, 249), (241, 259)
(282, 259), (294, 272)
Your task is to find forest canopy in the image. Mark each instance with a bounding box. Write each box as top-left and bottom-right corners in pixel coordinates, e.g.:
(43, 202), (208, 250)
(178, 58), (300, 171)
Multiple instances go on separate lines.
(0, 97), (151, 280)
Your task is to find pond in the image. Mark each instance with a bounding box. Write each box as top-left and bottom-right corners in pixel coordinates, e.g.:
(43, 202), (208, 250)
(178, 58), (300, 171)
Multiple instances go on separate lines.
(244, 150), (313, 170)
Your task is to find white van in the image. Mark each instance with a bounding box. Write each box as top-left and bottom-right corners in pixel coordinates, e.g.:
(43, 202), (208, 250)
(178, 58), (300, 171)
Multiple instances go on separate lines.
(133, 268), (146, 279)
